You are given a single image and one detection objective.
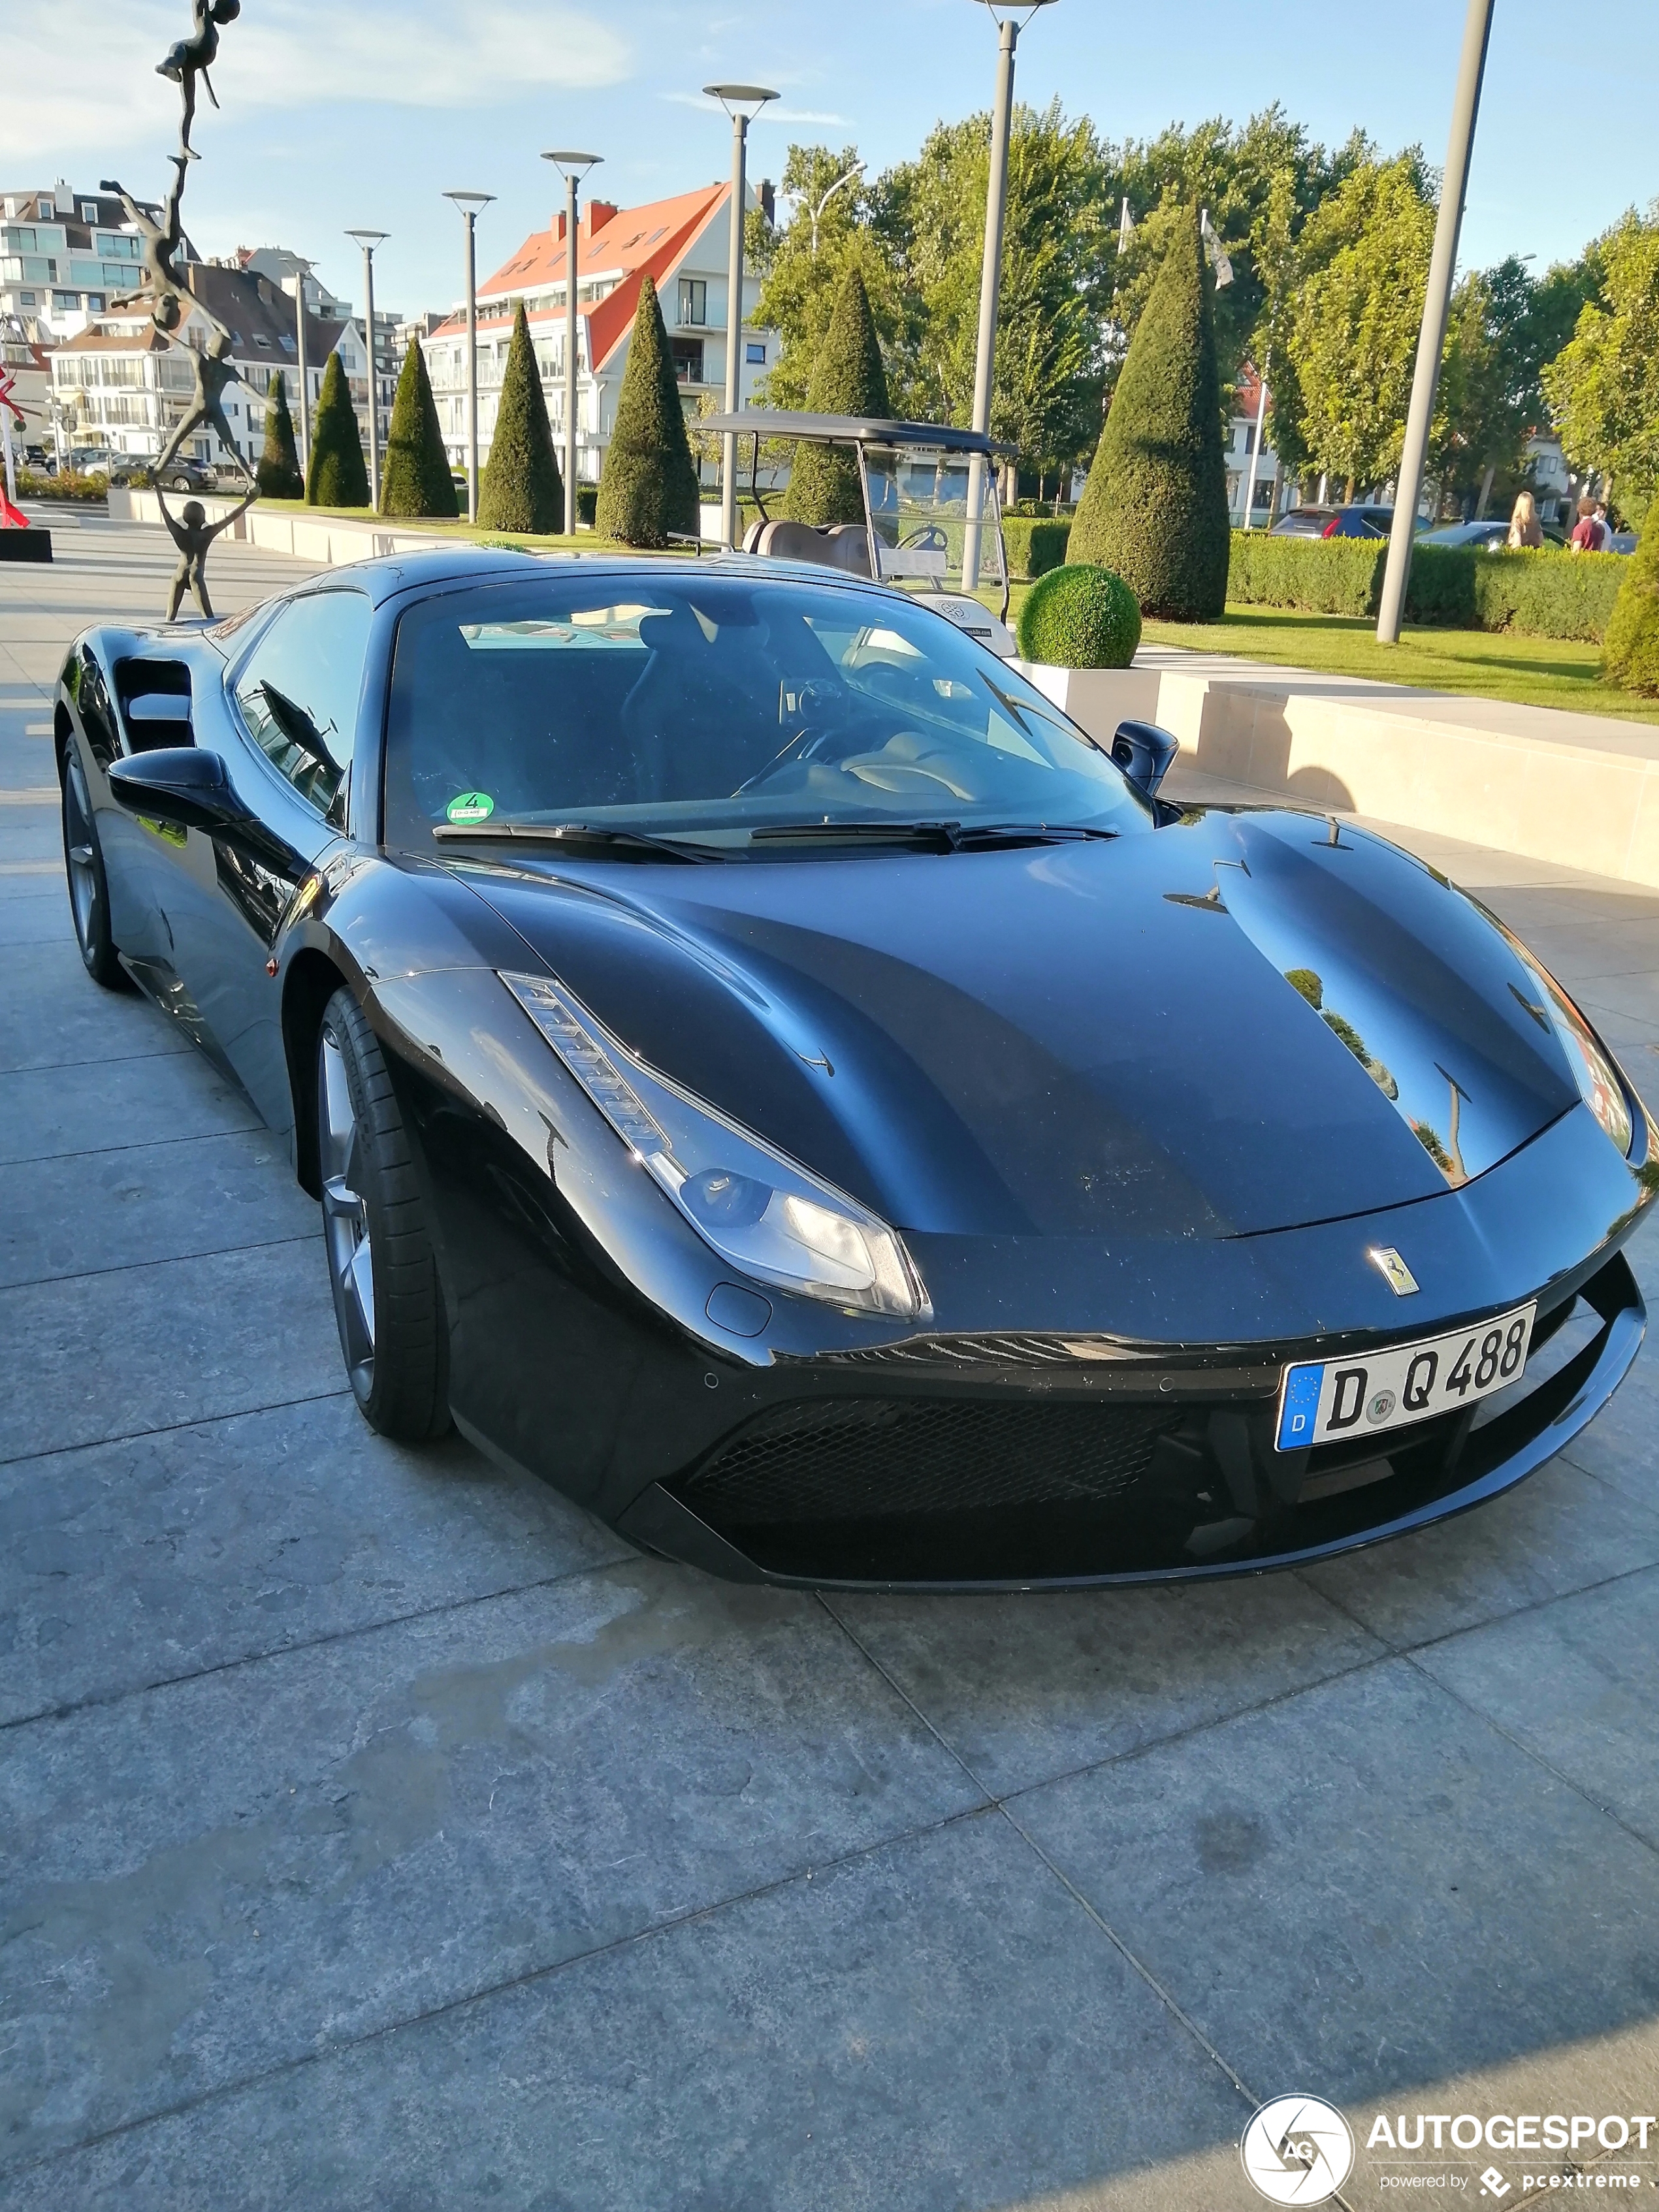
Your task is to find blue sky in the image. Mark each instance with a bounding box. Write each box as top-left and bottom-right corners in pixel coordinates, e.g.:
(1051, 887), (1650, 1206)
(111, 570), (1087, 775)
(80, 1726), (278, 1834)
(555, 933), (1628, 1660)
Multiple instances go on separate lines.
(12, 0), (1656, 325)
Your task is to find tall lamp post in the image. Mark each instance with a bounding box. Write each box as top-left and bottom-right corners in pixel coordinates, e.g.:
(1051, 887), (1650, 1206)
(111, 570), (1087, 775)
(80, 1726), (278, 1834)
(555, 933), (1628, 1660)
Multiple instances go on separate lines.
(964, 1), (1056, 588)
(1376, 0), (1496, 643)
(443, 190), (494, 522)
(704, 84), (777, 550)
(542, 151), (602, 537)
(344, 229), (387, 510)
(291, 257), (312, 481)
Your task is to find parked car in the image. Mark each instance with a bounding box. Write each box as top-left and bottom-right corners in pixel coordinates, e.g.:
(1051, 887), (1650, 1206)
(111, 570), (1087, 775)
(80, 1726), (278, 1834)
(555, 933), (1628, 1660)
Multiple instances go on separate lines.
(1420, 519), (1573, 552)
(123, 456), (217, 494)
(1272, 505), (1415, 540)
(53, 549), (1656, 1589)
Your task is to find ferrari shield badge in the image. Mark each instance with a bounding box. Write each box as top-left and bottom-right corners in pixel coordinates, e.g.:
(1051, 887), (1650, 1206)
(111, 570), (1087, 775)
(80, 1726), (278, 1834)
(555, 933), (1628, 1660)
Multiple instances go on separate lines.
(1368, 1246), (1419, 1296)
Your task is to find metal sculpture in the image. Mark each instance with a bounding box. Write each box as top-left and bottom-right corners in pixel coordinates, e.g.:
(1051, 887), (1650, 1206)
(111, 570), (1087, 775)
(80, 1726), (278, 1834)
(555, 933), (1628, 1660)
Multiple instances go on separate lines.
(120, 0), (255, 612)
(156, 0), (243, 159)
(156, 328), (254, 485)
(157, 485), (257, 619)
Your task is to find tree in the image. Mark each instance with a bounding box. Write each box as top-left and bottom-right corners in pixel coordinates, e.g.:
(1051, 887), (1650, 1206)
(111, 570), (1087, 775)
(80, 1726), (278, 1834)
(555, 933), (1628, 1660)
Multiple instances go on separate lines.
(478, 302), (562, 534)
(782, 268), (890, 523)
(1543, 204), (1659, 515)
(1602, 494), (1659, 696)
(1282, 154), (1437, 498)
(880, 102), (1108, 481)
(305, 351), (368, 508)
(1068, 208), (1230, 618)
(380, 337), (457, 519)
(753, 144), (914, 412)
(255, 370), (302, 498)
(595, 276), (700, 547)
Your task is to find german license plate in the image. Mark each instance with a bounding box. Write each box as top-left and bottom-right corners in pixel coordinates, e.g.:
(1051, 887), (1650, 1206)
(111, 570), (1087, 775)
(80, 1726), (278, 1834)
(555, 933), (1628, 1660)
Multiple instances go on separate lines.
(1275, 1302), (1537, 1452)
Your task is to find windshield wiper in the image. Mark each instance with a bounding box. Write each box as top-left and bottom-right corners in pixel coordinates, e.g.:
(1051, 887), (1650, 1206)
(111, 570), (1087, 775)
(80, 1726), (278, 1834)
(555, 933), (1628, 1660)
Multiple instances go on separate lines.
(432, 821), (718, 864)
(747, 820), (1118, 853)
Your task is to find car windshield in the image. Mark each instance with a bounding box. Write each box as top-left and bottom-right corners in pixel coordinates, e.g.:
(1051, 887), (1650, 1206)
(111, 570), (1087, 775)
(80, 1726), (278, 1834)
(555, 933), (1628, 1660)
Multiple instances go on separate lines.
(383, 573), (1153, 853)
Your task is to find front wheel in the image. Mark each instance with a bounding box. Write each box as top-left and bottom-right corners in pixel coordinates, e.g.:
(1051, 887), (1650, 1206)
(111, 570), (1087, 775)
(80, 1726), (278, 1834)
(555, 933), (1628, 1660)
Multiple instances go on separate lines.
(61, 748), (131, 989)
(316, 986), (451, 1441)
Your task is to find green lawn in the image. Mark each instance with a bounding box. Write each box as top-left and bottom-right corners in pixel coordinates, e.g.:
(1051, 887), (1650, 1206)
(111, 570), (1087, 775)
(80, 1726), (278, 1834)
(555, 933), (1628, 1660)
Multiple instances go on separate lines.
(1140, 603), (1659, 726)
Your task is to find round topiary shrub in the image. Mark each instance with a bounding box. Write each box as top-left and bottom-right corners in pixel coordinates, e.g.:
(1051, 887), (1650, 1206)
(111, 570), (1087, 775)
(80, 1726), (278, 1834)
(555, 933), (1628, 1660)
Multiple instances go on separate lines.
(1016, 562), (1142, 668)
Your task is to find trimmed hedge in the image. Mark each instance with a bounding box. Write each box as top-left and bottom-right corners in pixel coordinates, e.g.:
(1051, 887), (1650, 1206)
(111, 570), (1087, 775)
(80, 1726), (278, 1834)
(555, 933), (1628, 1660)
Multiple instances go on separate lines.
(381, 339), (459, 519)
(1003, 515), (1071, 580)
(257, 372), (303, 500)
(479, 302), (563, 534)
(784, 268), (889, 526)
(1602, 498), (1659, 694)
(306, 353), (368, 509)
(1226, 532), (1628, 643)
(596, 275), (700, 549)
(14, 470), (108, 501)
(1016, 563), (1141, 668)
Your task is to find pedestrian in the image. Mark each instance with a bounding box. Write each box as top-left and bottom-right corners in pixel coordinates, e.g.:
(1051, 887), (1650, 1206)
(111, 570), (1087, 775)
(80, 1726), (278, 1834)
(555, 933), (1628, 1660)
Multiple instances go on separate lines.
(1507, 491), (1543, 549)
(1595, 500), (1614, 547)
(1569, 496), (1605, 553)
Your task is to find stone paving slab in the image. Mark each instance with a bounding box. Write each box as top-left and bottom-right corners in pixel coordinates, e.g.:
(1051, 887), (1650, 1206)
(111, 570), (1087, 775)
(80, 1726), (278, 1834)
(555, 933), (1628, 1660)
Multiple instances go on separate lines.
(0, 1238), (338, 1463)
(0, 1047), (260, 1167)
(1013, 1657), (1659, 2204)
(0, 936), (187, 1074)
(0, 1562), (986, 2167)
(0, 1808), (1248, 2212)
(828, 1575), (1384, 1801)
(0, 1392), (630, 1726)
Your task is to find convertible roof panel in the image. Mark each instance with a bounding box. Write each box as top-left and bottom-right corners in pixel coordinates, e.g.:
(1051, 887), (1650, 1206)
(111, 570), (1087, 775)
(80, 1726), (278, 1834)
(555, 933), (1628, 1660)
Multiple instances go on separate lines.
(699, 410), (1012, 456)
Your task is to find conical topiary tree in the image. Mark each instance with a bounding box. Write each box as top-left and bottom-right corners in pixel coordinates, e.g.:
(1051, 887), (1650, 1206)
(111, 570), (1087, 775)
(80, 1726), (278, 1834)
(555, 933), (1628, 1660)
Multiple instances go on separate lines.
(1068, 208), (1230, 618)
(255, 370), (302, 498)
(479, 302), (563, 534)
(306, 351), (369, 508)
(1602, 495), (1659, 695)
(595, 275), (700, 548)
(381, 337), (459, 519)
(783, 268), (890, 524)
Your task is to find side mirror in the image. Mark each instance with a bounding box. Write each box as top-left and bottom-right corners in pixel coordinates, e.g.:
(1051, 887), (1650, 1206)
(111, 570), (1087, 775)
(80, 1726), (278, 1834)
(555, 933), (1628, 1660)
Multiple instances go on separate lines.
(1111, 718), (1180, 799)
(108, 747), (248, 836)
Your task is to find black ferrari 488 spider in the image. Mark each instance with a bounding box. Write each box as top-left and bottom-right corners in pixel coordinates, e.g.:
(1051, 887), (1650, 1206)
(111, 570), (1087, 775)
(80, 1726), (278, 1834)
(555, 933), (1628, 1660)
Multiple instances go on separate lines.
(55, 549), (1656, 1588)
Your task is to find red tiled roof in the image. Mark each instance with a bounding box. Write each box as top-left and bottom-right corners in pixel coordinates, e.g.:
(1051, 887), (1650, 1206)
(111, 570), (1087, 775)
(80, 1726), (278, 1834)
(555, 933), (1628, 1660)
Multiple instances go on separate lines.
(430, 182), (730, 373)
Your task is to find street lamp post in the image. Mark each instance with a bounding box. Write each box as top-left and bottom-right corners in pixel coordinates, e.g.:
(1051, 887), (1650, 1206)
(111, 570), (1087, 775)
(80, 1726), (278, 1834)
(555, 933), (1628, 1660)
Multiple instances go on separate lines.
(964, 1), (1056, 588)
(808, 161), (863, 257)
(345, 229), (387, 510)
(1376, 0), (1496, 643)
(542, 152), (602, 537)
(705, 84), (777, 550)
(292, 259), (311, 481)
(443, 191), (494, 523)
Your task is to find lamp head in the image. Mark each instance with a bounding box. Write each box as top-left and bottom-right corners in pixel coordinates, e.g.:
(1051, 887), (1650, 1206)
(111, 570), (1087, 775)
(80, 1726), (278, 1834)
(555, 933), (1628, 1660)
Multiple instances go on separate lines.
(542, 151), (603, 179)
(443, 191), (495, 218)
(345, 229), (389, 251)
(703, 84), (779, 119)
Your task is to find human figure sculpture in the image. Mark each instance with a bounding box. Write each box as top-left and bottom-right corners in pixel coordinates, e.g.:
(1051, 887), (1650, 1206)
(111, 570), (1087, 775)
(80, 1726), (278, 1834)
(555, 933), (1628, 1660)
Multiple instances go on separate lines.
(156, 0), (242, 157)
(156, 329), (253, 482)
(157, 483), (256, 620)
(101, 159), (194, 335)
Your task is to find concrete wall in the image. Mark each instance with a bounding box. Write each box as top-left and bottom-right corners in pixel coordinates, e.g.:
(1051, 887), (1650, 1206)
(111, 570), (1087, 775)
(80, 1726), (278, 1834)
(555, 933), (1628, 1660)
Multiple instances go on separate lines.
(1020, 660), (1659, 893)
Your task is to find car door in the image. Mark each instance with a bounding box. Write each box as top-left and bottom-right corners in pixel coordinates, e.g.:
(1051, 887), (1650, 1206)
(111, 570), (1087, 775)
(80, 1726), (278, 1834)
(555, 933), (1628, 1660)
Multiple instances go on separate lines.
(156, 586), (374, 1130)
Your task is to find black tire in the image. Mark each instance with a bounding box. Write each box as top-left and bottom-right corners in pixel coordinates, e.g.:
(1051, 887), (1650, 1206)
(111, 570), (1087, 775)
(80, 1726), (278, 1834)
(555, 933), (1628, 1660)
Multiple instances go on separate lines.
(169, 473), (192, 492)
(61, 746), (132, 990)
(316, 986), (451, 1441)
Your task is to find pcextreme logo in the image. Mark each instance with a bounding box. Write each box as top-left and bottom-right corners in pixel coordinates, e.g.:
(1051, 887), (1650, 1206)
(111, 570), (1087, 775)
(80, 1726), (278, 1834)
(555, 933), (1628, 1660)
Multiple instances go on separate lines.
(1240, 2102), (1659, 2204)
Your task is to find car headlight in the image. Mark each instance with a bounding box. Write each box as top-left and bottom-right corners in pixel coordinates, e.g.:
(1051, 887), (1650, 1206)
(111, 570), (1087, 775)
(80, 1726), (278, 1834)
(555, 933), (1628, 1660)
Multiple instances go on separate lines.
(1516, 952), (1634, 1156)
(500, 971), (929, 1320)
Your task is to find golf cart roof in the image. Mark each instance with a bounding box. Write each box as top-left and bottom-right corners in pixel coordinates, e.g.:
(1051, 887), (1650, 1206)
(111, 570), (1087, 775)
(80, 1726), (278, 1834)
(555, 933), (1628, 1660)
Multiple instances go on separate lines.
(700, 409), (1012, 456)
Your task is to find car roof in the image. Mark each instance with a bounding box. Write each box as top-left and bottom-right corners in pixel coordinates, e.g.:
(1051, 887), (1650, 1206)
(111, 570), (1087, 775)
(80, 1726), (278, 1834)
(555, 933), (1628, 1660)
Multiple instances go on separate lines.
(291, 545), (934, 616)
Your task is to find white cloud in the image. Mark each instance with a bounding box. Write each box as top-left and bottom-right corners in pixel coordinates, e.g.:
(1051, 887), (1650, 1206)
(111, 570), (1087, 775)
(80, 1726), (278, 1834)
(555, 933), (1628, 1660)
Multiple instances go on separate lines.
(4, 1), (632, 163)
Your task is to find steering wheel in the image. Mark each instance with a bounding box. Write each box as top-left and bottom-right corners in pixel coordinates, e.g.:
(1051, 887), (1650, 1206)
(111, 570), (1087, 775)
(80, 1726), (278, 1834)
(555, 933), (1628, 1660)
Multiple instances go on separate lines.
(730, 678), (856, 797)
(897, 522), (948, 552)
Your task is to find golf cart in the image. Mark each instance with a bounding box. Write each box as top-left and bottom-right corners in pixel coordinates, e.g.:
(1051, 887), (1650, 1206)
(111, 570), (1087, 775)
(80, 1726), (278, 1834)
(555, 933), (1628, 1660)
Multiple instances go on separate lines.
(700, 410), (1018, 657)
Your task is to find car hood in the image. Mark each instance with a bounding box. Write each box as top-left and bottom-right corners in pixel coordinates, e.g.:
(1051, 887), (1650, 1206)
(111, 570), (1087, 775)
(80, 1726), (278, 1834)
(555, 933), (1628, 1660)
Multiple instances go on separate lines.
(461, 806), (1583, 1240)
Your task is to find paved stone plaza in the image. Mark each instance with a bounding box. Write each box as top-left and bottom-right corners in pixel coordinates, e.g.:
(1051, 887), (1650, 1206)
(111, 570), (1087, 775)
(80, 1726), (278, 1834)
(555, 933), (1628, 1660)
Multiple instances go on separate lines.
(3, 513), (1659, 2210)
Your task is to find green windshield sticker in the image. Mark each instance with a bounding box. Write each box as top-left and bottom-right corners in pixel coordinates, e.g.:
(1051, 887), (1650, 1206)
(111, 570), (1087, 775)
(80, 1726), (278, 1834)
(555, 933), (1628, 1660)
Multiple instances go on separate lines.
(446, 791), (496, 824)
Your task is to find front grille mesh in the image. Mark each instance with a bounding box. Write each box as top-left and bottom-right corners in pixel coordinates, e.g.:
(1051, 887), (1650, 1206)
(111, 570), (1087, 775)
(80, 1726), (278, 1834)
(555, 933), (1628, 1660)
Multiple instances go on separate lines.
(675, 1396), (1187, 1527)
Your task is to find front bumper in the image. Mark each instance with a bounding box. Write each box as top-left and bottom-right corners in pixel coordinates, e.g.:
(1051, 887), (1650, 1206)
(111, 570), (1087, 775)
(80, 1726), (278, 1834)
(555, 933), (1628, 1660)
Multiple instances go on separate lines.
(616, 1250), (1643, 1588)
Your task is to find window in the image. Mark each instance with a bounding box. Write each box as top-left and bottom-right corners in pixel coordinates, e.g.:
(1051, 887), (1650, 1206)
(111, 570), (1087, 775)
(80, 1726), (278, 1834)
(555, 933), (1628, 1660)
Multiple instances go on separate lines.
(232, 590), (373, 825)
(746, 341), (765, 365)
(81, 202), (97, 223)
(669, 336), (704, 385)
(678, 278), (707, 327)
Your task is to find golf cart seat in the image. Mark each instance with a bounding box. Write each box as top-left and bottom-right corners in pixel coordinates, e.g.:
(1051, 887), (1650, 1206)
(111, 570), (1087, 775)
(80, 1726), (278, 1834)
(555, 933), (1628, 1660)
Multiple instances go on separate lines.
(743, 517), (871, 579)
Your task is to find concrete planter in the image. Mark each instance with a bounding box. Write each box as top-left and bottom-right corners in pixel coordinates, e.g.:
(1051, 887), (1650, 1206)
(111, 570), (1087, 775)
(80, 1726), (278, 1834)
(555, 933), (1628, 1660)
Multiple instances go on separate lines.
(1014, 661), (1160, 746)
